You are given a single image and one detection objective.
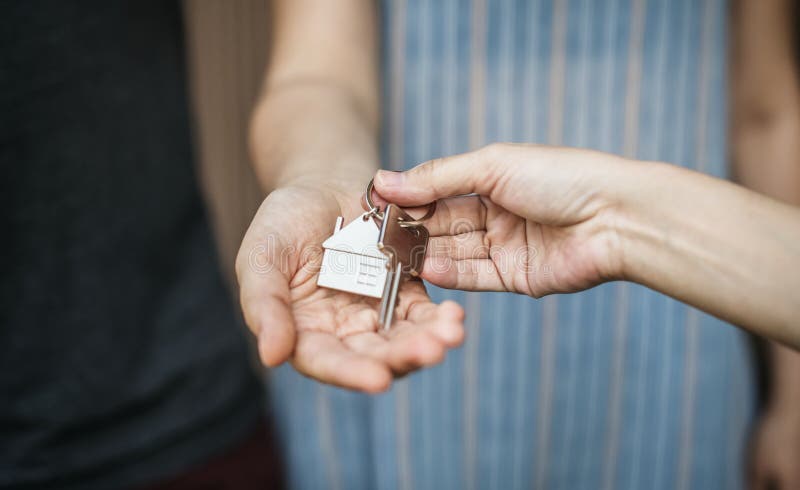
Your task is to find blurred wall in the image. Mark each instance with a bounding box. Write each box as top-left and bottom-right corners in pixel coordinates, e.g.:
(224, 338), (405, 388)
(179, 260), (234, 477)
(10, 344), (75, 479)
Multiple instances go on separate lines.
(183, 0), (269, 289)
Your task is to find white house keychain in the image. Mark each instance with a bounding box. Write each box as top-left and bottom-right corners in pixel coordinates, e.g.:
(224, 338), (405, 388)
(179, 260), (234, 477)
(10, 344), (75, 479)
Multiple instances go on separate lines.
(316, 179), (436, 330)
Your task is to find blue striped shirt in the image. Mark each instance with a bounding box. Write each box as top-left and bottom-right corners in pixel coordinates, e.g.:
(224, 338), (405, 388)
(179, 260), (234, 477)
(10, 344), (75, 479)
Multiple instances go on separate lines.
(268, 1), (757, 488)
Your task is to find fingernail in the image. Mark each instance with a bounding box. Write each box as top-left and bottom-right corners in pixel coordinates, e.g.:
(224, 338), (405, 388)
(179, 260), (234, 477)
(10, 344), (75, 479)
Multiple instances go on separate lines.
(376, 169), (403, 188)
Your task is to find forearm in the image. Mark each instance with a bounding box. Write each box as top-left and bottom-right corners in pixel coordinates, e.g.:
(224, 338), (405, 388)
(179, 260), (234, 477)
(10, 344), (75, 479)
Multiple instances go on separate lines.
(617, 162), (800, 347)
(249, 0), (379, 192)
(250, 83), (378, 190)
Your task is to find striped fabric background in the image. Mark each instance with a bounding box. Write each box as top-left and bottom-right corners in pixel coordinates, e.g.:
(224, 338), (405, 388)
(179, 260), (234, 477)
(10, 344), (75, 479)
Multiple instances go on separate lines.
(268, 0), (757, 489)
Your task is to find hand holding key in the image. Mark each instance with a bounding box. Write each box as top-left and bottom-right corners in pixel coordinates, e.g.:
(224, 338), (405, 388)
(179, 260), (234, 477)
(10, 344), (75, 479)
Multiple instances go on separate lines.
(370, 144), (631, 297)
(372, 143), (800, 349)
(236, 178), (464, 393)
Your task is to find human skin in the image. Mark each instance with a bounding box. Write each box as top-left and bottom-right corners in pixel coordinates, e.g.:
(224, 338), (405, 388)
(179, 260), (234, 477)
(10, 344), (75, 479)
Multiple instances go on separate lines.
(236, 0), (464, 394)
(371, 143), (800, 349)
(731, 0), (800, 488)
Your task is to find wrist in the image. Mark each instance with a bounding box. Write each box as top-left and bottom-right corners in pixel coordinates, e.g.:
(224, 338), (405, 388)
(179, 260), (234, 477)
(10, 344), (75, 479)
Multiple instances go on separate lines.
(275, 174), (371, 219)
(606, 160), (683, 284)
(279, 174), (363, 197)
(254, 147), (377, 193)
(249, 84), (379, 193)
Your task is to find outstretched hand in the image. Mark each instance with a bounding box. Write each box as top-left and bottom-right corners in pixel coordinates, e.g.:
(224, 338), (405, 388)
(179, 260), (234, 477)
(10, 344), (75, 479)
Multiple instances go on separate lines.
(236, 179), (464, 393)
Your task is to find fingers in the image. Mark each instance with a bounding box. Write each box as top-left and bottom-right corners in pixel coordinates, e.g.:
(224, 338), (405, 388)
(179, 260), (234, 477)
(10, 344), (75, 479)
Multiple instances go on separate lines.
(236, 226), (298, 367)
(361, 193), (488, 245)
(238, 264), (297, 368)
(427, 233), (489, 261)
(374, 146), (502, 206)
(421, 256), (507, 291)
(294, 331), (392, 393)
(387, 283), (465, 369)
(385, 327), (446, 373)
(382, 299), (465, 374)
(423, 195), (487, 237)
(342, 302), (465, 376)
(343, 328), (443, 376)
(340, 282), (465, 377)
(362, 182), (390, 211)
(402, 299), (465, 347)
(392, 279), (466, 347)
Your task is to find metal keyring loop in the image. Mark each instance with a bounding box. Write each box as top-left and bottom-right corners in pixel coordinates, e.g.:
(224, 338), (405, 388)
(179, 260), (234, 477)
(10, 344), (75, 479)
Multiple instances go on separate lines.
(365, 178), (436, 226)
(364, 178), (381, 216)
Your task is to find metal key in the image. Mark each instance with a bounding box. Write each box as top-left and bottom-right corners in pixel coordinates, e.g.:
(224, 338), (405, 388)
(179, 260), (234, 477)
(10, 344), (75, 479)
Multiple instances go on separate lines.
(376, 204), (430, 330)
(317, 179), (435, 330)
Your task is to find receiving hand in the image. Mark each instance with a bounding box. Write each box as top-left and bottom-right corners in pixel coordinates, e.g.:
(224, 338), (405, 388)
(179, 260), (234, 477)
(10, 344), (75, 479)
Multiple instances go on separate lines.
(371, 143), (636, 298)
(236, 178), (465, 393)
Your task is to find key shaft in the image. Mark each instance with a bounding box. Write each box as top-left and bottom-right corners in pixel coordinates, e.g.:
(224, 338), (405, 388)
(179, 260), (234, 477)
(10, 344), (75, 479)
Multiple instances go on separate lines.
(382, 261), (403, 330)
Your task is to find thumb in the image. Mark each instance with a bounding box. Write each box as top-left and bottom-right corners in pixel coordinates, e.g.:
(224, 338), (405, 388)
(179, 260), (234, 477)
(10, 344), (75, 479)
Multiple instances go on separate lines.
(374, 146), (500, 206)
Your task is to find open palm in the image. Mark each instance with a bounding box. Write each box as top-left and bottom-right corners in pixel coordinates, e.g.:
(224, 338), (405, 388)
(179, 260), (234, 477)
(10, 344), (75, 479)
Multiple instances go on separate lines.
(236, 180), (464, 393)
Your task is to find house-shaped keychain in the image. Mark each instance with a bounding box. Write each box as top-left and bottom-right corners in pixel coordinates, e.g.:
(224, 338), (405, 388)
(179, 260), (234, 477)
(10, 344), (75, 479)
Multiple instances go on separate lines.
(317, 215), (389, 298)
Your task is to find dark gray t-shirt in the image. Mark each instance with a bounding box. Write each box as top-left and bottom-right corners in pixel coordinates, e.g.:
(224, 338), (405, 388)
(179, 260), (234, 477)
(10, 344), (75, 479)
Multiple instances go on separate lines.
(0, 1), (261, 488)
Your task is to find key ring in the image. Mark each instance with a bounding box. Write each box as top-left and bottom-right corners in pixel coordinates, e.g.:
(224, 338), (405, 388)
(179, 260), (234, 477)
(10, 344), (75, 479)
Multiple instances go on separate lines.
(365, 178), (436, 226)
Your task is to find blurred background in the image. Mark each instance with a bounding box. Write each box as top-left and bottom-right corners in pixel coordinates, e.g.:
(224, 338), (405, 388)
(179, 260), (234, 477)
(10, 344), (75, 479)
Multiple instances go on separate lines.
(184, 0), (267, 288)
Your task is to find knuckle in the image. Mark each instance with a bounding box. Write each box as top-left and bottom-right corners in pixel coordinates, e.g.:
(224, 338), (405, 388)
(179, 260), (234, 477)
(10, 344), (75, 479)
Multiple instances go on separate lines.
(478, 144), (514, 194)
(425, 163), (443, 192)
(417, 157), (442, 180)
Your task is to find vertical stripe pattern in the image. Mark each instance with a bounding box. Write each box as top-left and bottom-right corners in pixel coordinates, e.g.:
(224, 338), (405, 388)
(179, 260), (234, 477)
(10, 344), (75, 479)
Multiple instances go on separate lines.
(464, 0), (486, 488)
(267, 1), (757, 489)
